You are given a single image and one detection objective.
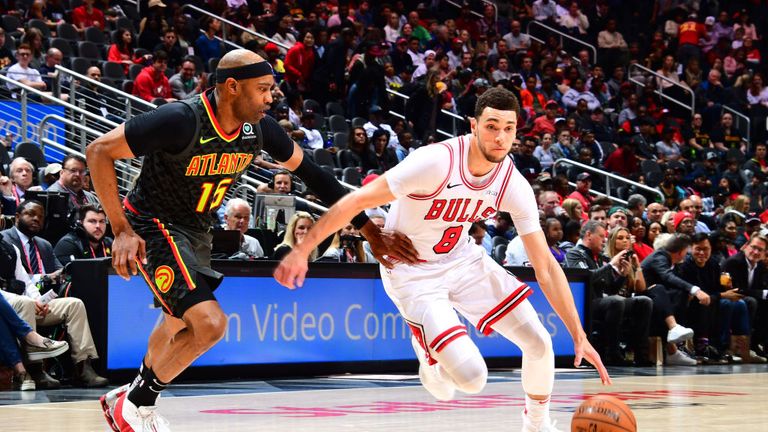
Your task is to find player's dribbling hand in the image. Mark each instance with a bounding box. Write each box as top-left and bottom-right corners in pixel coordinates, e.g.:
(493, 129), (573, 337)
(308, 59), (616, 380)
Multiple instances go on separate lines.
(274, 250), (309, 290)
(112, 230), (146, 280)
(367, 230), (420, 269)
(574, 335), (612, 386)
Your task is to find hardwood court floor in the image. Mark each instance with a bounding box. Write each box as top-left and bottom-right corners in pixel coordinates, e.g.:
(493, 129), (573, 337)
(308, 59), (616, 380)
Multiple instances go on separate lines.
(1, 365), (768, 431)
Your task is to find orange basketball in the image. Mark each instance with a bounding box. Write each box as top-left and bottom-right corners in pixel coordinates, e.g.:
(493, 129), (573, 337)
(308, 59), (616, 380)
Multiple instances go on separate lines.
(571, 395), (637, 432)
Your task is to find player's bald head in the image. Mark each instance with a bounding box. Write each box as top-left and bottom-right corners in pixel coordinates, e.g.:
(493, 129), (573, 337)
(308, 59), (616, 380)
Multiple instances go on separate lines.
(217, 48), (265, 69)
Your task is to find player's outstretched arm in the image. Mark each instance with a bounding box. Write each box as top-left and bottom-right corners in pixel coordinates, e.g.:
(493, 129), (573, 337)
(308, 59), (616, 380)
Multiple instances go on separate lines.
(275, 140), (419, 267)
(86, 124), (146, 280)
(521, 230), (612, 385)
(274, 175), (398, 289)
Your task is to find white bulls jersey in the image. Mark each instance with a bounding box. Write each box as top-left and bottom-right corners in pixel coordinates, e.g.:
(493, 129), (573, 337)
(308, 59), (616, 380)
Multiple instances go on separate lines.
(384, 134), (541, 263)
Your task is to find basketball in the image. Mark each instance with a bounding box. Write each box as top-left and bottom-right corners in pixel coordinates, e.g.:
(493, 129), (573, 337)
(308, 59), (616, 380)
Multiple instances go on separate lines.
(571, 395), (637, 432)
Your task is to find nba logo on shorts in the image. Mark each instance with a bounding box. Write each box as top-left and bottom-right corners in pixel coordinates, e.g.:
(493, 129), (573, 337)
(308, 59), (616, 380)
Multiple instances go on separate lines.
(155, 266), (175, 293)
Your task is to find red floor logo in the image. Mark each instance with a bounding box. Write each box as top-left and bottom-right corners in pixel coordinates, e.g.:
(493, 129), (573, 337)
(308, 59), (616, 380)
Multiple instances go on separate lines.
(200, 390), (746, 418)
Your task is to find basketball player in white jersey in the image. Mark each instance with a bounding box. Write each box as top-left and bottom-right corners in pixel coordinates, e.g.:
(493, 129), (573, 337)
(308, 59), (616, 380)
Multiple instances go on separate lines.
(275, 87), (610, 432)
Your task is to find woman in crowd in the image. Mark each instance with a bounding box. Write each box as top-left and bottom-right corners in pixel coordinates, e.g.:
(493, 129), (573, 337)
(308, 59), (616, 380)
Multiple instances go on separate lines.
(342, 127), (379, 173)
(630, 217), (655, 262)
(318, 223), (373, 263)
(533, 132), (556, 172)
(272, 212), (318, 261)
(561, 198), (585, 224)
(604, 226), (653, 366)
(544, 217), (566, 264)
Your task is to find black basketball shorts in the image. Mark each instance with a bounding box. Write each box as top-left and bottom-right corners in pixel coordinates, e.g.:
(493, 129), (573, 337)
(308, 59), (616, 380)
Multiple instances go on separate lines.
(125, 211), (222, 318)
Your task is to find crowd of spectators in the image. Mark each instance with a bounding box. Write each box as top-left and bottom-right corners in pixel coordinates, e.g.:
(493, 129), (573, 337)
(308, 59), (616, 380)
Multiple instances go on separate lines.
(0, 0), (768, 383)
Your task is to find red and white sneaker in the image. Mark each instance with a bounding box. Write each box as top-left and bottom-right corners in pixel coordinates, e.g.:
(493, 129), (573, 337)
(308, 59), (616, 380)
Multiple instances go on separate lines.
(112, 392), (171, 432)
(101, 384), (130, 432)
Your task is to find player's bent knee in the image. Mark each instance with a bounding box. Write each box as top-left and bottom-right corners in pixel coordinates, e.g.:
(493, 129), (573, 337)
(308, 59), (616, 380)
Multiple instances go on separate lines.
(191, 311), (228, 347)
(446, 352), (488, 394)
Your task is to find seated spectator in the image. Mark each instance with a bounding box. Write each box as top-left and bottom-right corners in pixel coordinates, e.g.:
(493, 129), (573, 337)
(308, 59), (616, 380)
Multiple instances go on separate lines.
(551, 129), (577, 160)
(544, 218), (566, 264)
(21, 28), (45, 69)
(0, 292), (69, 391)
(37, 48), (69, 95)
(47, 155), (100, 217)
(604, 139), (640, 178)
(363, 106), (399, 149)
(1, 200), (108, 388)
(8, 157), (37, 207)
(6, 44), (46, 94)
(256, 170), (294, 195)
(132, 50), (175, 103)
(0, 28), (13, 69)
(169, 59), (207, 100)
(153, 28), (184, 72)
(723, 235), (768, 357)
(297, 111), (324, 150)
(53, 204), (112, 266)
(564, 221), (636, 365)
(271, 14), (297, 56)
(318, 223), (373, 263)
(567, 172), (595, 211)
(606, 206), (628, 230)
(483, 212), (516, 255)
(78, 66), (125, 126)
(284, 30), (316, 93)
(560, 198), (584, 223)
(371, 129), (399, 172)
(195, 16), (223, 64)
(532, 132), (556, 172)
(71, 0), (105, 31)
(678, 233), (743, 363)
(221, 198), (263, 259)
(629, 217), (655, 262)
(656, 127), (683, 162)
(468, 222), (487, 246)
(272, 212), (317, 261)
(562, 77), (600, 111)
(640, 233), (701, 366)
(604, 226), (654, 365)
(108, 28), (146, 74)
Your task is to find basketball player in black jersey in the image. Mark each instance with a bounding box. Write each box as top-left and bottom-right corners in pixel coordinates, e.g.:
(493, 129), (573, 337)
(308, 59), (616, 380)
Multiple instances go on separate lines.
(87, 49), (418, 431)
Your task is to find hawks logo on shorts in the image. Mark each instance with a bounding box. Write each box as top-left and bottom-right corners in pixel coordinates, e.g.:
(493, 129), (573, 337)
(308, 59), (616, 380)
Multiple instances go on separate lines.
(155, 266), (175, 293)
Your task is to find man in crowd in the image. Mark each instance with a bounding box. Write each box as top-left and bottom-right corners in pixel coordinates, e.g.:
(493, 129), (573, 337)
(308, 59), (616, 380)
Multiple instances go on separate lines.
(132, 50), (175, 103)
(47, 155), (100, 217)
(222, 198), (264, 259)
(2, 200), (108, 388)
(54, 204), (112, 266)
(564, 221), (652, 366)
(607, 206), (628, 229)
(723, 235), (768, 357)
(645, 202), (665, 224)
(169, 59), (206, 100)
(568, 172), (595, 211)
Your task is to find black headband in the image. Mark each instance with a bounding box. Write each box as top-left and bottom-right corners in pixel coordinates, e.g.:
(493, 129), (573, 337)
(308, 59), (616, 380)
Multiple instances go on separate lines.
(216, 61), (274, 84)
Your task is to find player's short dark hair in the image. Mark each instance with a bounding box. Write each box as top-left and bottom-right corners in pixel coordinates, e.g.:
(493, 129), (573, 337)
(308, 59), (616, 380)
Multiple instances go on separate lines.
(78, 203), (105, 222)
(474, 87), (520, 119)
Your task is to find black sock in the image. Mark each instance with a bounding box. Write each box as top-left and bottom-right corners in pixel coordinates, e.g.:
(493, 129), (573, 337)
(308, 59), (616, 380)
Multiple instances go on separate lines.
(130, 360), (147, 389)
(127, 365), (168, 408)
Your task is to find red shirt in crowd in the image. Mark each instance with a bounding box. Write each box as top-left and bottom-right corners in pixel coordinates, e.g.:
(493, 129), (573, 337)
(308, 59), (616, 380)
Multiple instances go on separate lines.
(603, 147), (639, 177)
(132, 66), (171, 101)
(678, 20), (706, 46)
(72, 5), (106, 30)
(283, 42), (315, 87)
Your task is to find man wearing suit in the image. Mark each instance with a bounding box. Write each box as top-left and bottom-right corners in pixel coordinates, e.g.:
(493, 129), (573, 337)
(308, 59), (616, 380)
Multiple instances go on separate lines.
(723, 235), (768, 355)
(1, 200), (107, 388)
(45, 154), (100, 218)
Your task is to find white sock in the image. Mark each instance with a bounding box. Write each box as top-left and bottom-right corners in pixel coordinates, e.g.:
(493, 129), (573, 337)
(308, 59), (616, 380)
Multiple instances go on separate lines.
(525, 395), (551, 424)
